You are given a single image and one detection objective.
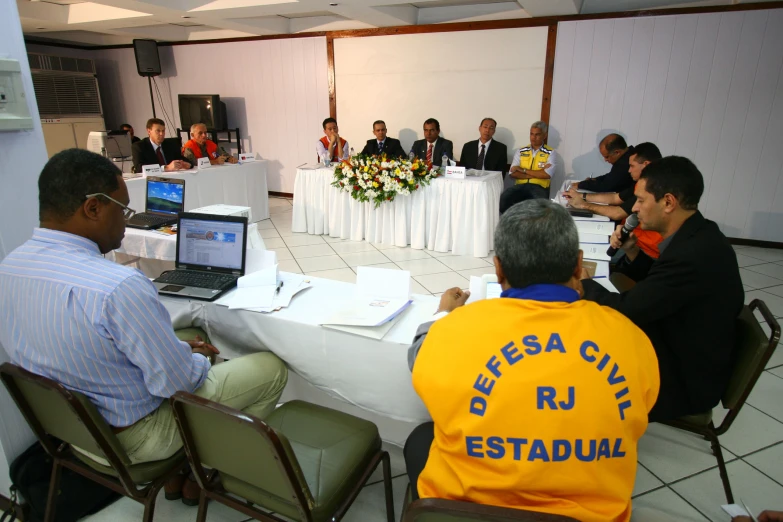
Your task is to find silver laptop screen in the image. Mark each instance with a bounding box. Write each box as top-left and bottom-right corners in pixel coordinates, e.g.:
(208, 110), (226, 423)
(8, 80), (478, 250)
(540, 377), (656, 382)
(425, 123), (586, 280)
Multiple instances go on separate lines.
(146, 179), (184, 215)
(178, 217), (245, 270)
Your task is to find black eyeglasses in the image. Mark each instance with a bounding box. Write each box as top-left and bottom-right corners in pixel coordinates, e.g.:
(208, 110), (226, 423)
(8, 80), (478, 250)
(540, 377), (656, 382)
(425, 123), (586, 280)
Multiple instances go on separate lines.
(85, 193), (136, 220)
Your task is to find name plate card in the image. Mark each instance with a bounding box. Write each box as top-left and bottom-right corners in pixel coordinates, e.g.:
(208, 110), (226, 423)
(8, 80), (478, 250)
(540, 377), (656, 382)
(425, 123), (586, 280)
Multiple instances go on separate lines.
(142, 164), (162, 175)
(239, 153), (255, 162)
(197, 157), (211, 169)
(444, 166), (466, 179)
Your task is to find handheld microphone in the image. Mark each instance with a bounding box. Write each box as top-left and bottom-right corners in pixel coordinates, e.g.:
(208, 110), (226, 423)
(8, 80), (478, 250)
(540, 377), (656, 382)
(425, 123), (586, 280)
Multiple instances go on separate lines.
(606, 213), (640, 257)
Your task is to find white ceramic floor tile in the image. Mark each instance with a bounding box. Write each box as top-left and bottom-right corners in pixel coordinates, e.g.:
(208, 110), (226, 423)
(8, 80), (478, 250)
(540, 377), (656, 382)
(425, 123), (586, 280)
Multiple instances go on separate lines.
(296, 255), (347, 273)
(766, 343), (783, 369)
(269, 197), (293, 208)
(744, 263), (783, 281)
(305, 267), (356, 284)
(82, 490), (248, 522)
(289, 243), (336, 259)
(745, 290), (783, 318)
(409, 279), (432, 296)
(269, 206), (293, 215)
(395, 258), (451, 276)
(743, 441), (783, 485)
(263, 237), (286, 248)
(637, 423), (737, 484)
(633, 463), (665, 498)
(329, 241), (378, 254)
(359, 262), (400, 271)
(483, 251), (496, 263)
(436, 255), (494, 271)
(268, 247), (293, 261)
(770, 367), (783, 379)
(758, 284), (783, 300)
(630, 487), (708, 522)
(365, 441), (407, 486)
(340, 475), (408, 522)
(670, 460), (783, 521)
(323, 235), (348, 243)
(736, 253), (769, 268)
(414, 272), (470, 294)
(339, 250), (392, 269)
(712, 403), (783, 457)
(369, 241), (400, 250)
(258, 228), (281, 239)
(733, 245), (749, 251)
(380, 247), (433, 262)
(747, 371), (783, 422)
(256, 219), (275, 230)
(427, 250), (452, 258)
(739, 247), (783, 263)
(277, 259), (302, 274)
(282, 234), (327, 247)
(740, 268), (783, 290)
(457, 267), (497, 280)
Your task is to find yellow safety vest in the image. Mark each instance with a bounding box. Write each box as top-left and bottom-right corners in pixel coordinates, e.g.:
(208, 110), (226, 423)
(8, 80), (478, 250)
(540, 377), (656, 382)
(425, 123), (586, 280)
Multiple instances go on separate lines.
(515, 145), (554, 188)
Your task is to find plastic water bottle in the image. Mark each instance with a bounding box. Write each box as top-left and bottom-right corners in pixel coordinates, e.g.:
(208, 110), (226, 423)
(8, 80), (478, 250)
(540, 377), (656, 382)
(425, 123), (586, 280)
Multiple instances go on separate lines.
(350, 147), (355, 157)
(322, 154), (330, 167)
(442, 154), (448, 167)
(408, 151), (415, 161)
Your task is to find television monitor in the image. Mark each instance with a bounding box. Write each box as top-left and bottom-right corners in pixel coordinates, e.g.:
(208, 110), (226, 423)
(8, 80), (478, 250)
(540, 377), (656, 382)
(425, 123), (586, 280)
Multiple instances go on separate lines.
(178, 94), (227, 130)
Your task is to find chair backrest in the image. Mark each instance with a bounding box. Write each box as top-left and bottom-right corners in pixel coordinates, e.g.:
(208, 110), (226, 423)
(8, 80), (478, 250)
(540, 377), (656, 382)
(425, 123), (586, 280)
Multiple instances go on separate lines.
(0, 363), (132, 469)
(405, 498), (581, 522)
(720, 300), (781, 428)
(170, 391), (314, 520)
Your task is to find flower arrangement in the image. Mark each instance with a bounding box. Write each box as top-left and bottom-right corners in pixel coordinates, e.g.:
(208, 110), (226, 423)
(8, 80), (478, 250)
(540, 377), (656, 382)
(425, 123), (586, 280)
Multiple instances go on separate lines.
(331, 154), (440, 207)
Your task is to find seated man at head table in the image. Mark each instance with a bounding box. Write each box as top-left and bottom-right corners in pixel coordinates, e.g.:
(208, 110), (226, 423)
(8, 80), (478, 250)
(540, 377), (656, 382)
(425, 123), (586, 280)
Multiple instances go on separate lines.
(459, 117), (508, 174)
(410, 118), (454, 167)
(502, 120), (559, 201)
(131, 117), (191, 173)
(316, 117), (349, 162)
(565, 142), (663, 282)
(120, 123), (140, 144)
(574, 134), (635, 194)
(404, 199), (660, 522)
(182, 122), (238, 166)
(582, 156), (743, 422)
(0, 149), (288, 498)
(360, 120), (406, 158)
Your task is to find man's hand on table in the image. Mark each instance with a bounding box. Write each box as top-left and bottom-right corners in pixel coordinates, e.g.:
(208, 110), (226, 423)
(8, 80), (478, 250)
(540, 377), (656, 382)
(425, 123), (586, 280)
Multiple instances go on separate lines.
(437, 287), (470, 314)
(187, 335), (220, 359)
(734, 512), (783, 522)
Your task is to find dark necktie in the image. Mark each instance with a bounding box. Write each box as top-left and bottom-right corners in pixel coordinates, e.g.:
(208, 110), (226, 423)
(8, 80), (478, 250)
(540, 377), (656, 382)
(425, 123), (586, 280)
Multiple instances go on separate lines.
(378, 141), (384, 154)
(156, 146), (165, 166)
(477, 144), (486, 170)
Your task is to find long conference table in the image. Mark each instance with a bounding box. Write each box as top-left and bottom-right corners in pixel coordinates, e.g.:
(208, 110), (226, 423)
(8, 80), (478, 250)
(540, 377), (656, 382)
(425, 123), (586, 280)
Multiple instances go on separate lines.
(292, 166), (503, 258)
(125, 160), (270, 224)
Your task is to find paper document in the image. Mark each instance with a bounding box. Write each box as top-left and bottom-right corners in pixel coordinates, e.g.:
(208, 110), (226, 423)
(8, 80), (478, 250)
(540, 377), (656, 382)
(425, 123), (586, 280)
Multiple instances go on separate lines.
(245, 249), (277, 274)
(466, 273), (499, 304)
(324, 297), (412, 327)
(574, 220), (615, 235)
(581, 243), (611, 262)
(578, 232), (610, 244)
(226, 264), (278, 310)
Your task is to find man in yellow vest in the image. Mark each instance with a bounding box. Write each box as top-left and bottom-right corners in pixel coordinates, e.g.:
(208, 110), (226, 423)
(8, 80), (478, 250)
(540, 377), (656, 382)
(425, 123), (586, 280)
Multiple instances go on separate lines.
(182, 123), (237, 165)
(404, 199), (660, 522)
(507, 121), (558, 199)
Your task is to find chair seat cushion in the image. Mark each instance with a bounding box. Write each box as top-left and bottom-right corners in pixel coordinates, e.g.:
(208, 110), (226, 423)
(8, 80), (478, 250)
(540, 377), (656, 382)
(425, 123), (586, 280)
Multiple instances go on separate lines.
(676, 410), (713, 427)
(73, 447), (185, 484)
(223, 400), (381, 522)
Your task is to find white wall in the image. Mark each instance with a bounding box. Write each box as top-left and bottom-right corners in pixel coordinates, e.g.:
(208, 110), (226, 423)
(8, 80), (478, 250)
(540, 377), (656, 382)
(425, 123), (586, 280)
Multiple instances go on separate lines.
(0, 0), (48, 496)
(334, 27), (548, 160)
(30, 38), (330, 194)
(549, 9), (783, 241)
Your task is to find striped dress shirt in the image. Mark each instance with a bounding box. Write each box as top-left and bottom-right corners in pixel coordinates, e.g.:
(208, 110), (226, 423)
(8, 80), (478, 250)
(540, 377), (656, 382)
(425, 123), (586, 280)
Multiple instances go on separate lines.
(0, 228), (210, 427)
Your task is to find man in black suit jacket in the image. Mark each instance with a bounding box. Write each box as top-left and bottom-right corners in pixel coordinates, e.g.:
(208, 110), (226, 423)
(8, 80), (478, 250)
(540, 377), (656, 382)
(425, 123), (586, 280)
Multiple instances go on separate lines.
(131, 118), (191, 173)
(459, 117), (507, 173)
(360, 120), (406, 158)
(582, 156), (744, 422)
(410, 118), (453, 167)
(576, 134), (634, 193)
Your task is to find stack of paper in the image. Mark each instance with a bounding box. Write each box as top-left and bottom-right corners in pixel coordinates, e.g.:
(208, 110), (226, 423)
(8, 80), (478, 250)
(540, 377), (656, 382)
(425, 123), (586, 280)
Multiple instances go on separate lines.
(321, 266), (413, 340)
(217, 268), (311, 313)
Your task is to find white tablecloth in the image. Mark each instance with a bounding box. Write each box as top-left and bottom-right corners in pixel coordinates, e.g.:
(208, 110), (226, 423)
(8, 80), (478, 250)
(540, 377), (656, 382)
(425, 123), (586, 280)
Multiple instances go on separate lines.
(292, 167), (503, 257)
(160, 275), (436, 446)
(126, 161), (270, 223)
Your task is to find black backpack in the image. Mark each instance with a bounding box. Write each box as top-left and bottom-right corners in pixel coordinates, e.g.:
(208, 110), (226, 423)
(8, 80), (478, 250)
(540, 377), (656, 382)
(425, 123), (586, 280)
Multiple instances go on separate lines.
(1, 440), (121, 522)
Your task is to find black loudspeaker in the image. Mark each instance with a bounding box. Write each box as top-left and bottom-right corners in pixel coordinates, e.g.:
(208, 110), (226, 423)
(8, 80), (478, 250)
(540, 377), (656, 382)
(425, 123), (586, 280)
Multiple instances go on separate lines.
(133, 39), (161, 77)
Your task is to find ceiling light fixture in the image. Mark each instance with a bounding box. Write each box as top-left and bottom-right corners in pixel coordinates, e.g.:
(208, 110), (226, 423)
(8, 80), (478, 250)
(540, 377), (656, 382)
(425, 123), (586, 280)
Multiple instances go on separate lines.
(182, 15), (191, 18)
(329, 2), (338, 5)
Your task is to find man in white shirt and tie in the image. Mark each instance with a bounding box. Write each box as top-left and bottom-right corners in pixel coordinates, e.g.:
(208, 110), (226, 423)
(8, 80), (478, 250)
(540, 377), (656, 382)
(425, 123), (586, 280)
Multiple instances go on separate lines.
(410, 118), (454, 167)
(360, 120), (406, 157)
(131, 118), (191, 173)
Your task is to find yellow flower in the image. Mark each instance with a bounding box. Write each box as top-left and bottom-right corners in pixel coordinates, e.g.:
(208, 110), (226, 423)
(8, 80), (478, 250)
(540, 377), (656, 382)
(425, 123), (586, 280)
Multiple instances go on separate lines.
(408, 179), (415, 185)
(363, 166), (369, 172)
(395, 168), (401, 175)
(373, 182), (379, 188)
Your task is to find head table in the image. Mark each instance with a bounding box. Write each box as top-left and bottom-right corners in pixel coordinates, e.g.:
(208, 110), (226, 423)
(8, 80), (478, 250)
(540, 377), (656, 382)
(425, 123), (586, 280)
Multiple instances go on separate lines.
(292, 166), (503, 258)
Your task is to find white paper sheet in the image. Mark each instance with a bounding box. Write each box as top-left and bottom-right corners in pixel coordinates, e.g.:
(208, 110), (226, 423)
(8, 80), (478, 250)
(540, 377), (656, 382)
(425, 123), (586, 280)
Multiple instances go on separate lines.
(323, 297), (412, 327)
(228, 285), (276, 310)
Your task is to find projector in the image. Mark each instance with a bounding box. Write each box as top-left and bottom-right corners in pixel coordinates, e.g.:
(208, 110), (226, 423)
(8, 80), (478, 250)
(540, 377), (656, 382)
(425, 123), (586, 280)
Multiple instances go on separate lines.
(190, 204), (252, 222)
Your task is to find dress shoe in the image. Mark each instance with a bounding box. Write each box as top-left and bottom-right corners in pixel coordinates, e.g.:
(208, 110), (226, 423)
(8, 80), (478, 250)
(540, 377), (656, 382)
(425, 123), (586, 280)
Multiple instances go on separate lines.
(181, 473), (201, 506)
(164, 473), (185, 501)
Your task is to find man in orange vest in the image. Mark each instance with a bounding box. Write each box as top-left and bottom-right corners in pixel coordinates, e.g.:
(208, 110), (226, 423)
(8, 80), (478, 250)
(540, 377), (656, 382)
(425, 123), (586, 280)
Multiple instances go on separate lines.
(564, 142), (663, 281)
(182, 123), (237, 165)
(316, 117), (349, 163)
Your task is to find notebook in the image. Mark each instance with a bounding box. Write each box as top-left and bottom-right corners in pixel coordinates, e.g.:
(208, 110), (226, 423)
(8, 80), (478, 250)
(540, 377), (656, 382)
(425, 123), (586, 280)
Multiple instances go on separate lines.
(126, 176), (185, 230)
(153, 212), (248, 301)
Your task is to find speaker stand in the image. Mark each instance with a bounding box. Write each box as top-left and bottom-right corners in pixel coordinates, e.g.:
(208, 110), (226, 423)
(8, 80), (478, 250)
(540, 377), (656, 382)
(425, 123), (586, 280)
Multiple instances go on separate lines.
(147, 76), (156, 118)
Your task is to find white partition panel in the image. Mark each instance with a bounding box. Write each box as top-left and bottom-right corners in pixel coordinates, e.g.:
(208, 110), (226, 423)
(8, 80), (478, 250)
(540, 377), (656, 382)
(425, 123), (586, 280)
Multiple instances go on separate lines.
(550, 9), (783, 242)
(334, 27), (548, 163)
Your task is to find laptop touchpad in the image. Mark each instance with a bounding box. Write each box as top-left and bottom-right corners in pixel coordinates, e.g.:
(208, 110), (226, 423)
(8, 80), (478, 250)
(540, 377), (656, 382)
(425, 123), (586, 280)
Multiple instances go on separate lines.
(161, 285), (186, 292)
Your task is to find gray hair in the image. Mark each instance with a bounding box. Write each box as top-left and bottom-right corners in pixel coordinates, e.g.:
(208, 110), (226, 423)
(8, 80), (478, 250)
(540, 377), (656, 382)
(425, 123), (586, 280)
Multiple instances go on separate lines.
(494, 199), (579, 288)
(531, 121), (548, 134)
(190, 122), (207, 135)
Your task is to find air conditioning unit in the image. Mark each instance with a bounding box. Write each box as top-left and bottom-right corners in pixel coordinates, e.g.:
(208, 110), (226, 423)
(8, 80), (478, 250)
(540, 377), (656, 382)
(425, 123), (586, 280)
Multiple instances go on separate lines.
(28, 52), (106, 157)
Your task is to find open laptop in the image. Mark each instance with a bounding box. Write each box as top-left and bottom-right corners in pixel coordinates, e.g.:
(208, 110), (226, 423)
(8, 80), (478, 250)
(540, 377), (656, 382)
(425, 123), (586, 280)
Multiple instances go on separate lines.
(153, 213), (248, 301)
(126, 176), (185, 230)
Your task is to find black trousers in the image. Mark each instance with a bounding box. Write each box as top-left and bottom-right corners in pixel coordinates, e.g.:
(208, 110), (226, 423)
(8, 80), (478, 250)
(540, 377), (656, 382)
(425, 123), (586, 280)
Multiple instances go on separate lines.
(499, 184), (550, 214)
(403, 422), (435, 500)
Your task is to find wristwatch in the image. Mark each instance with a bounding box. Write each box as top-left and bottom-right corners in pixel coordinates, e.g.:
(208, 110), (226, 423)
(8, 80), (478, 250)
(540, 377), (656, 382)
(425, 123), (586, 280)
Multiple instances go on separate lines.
(582, 193), (587, 202)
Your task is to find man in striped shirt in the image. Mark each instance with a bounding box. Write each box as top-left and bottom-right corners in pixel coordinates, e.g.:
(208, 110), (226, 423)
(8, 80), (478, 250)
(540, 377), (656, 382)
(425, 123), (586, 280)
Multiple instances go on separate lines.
(0, 149), (287, 465)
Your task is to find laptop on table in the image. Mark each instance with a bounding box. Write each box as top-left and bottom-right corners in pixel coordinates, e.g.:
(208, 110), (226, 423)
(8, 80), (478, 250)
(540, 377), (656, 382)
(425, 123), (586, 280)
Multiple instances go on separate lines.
(126, 176), (185, 230)
(153, 213), (248, 301)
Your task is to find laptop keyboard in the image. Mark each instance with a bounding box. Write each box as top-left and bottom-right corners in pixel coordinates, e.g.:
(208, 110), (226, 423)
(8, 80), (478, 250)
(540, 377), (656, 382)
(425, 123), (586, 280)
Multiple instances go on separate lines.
(156, 270), (237, 289)
(127, 213), (173, 227)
